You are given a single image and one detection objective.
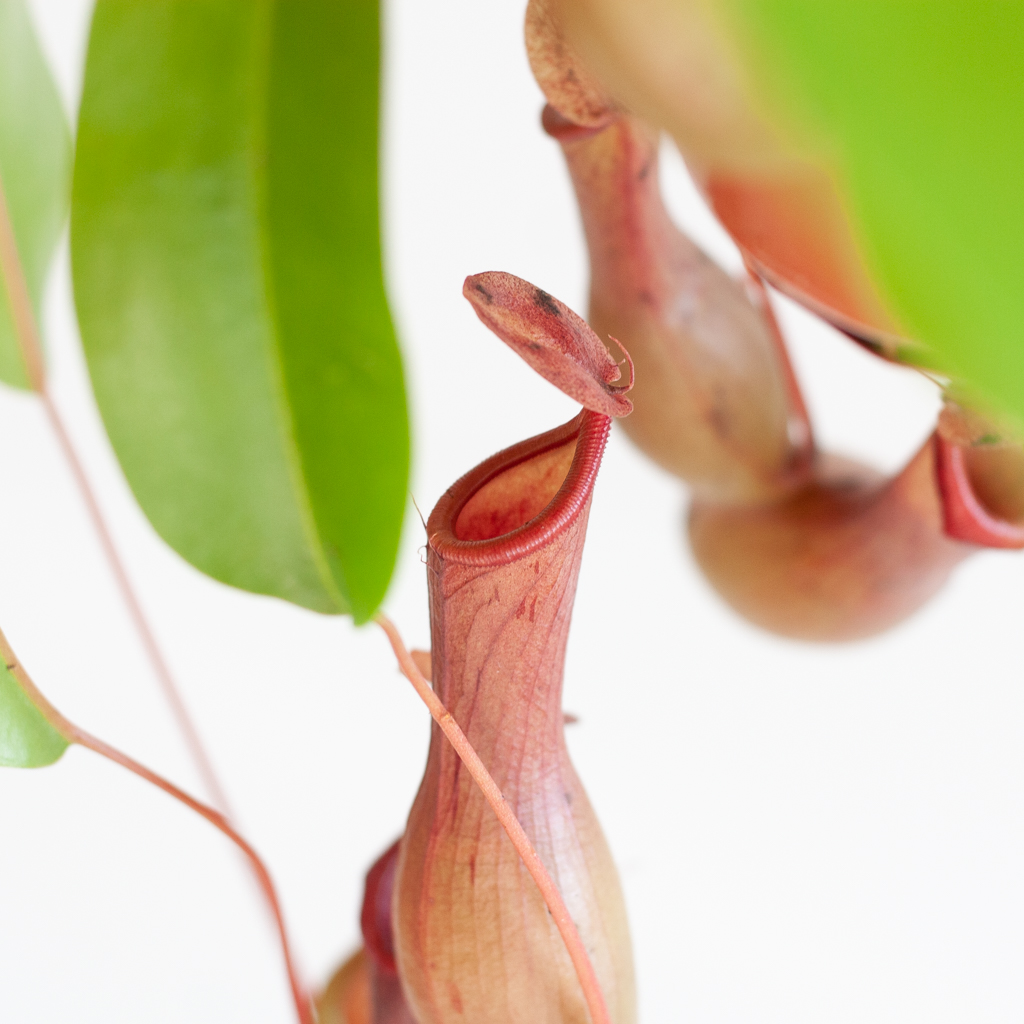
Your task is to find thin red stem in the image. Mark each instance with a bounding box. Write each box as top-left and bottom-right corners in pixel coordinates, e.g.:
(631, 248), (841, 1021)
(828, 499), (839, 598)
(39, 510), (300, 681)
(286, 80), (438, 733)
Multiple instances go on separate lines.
(0, 163), (313, 1011)
(0, 627), (314, 1024)
(375, 612), (613, 1024)
(40, 394), (235, 815)
(0, 169), (231, 817)
(71, 732), (314, 1024)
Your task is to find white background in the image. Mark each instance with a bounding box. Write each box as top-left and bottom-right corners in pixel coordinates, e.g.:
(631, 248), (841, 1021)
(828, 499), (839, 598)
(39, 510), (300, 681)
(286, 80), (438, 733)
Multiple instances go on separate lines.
(2, 2), (1022, 1021)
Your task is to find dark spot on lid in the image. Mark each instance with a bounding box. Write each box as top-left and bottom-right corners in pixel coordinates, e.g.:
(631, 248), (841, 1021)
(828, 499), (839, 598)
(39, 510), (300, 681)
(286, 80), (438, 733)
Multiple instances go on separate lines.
(534, 288), (561, 318)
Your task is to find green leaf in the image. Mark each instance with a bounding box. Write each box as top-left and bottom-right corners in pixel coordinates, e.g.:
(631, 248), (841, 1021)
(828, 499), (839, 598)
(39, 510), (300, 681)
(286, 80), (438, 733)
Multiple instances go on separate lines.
(71, 0), (408, 622)
(0, 0), (73, 389)
(0, 659), (67, 768)
(720, 1), (1024, 423)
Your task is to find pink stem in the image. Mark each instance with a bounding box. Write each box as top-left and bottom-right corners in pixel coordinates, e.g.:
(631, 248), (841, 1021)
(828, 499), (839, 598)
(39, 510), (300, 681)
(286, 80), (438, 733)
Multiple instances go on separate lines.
(0, 169), (232, 817)
(39, 394), (235, 815)
(0, 628), (314, 1024)
(376, 612), (613, 1024)
(0, 168), (312, 1010)
(72, 729), (314, 1024)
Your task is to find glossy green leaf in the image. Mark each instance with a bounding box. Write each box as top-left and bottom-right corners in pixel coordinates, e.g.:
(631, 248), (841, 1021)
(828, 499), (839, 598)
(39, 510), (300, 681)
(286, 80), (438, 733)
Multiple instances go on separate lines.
(720, 1), (1024, 420)
(0, 659), (67, 768)
(0, 0), (73, 388)
(71, 0), (408, 621)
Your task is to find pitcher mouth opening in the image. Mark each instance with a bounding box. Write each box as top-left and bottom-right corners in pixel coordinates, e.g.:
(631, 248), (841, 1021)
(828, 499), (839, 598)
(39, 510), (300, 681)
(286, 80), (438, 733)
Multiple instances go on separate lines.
(427, 410), (612, 567)
(936, 433), (1024, 549)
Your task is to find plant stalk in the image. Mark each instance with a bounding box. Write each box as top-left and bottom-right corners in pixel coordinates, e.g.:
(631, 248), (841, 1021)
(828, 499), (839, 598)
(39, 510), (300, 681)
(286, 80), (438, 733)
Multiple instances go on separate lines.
(0, 626), (315, 1024)
(0, 170), (232, 817)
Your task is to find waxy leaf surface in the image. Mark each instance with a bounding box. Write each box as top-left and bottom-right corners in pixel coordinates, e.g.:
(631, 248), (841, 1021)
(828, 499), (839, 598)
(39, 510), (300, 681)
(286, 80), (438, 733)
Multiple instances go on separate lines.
(0, 659), (67, 768)
(72, 0), (408, 621)
(0, 0), (72, 388)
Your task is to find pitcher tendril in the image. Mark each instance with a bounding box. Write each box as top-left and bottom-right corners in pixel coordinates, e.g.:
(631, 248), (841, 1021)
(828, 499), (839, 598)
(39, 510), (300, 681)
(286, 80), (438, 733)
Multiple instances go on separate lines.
(0, 626), (314, 1024)
(376, 613), (613, 1024)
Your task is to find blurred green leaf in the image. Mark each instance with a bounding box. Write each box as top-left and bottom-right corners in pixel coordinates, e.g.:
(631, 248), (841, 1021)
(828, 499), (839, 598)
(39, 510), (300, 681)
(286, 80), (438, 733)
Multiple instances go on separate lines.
(0, 659), (67, 768)
(72, 0), (408, 622)
(722, 1), (1024, 421)
(0, 0), (73, 389)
